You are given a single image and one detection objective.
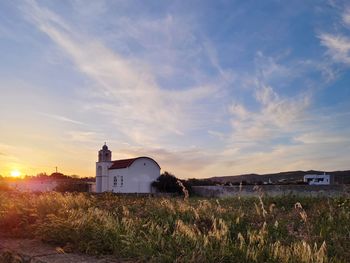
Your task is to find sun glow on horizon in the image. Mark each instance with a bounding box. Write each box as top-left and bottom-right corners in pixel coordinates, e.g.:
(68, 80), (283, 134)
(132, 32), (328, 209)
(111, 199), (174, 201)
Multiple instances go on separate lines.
(10, 170), (22, 178)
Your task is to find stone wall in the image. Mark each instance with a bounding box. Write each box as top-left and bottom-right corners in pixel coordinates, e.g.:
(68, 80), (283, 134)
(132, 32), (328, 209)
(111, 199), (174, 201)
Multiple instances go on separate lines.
(192, 185), (350, 198)
(7, 180), (58, 192)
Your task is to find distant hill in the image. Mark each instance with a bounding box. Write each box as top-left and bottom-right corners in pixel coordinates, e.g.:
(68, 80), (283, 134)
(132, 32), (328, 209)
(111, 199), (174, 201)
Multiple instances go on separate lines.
(207, 170), (350, 184)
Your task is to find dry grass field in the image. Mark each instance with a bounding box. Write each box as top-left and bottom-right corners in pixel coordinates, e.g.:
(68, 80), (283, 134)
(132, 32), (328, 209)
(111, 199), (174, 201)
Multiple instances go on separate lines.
(0, 191), (349, 262)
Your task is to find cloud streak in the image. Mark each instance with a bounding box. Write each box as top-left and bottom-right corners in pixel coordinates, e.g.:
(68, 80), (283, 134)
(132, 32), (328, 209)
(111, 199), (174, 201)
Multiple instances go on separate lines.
(22, 0), (219, 147)
(1, 0), (348, 178)
(228, 53), (311, 146)
(38, 112), (84, 125)
(320, 33), (350, 65)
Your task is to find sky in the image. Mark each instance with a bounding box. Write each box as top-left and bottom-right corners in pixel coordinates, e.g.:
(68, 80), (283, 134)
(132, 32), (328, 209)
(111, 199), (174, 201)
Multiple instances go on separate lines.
(0, 0), (350, 179)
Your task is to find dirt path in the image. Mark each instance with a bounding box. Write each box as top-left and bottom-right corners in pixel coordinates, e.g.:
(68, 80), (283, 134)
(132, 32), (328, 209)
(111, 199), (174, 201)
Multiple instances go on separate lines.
(0, 238), (124, 263)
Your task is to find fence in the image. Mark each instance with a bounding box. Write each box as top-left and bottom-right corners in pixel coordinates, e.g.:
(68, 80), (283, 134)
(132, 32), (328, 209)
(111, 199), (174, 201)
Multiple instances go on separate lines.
(192, 184), (350, 198)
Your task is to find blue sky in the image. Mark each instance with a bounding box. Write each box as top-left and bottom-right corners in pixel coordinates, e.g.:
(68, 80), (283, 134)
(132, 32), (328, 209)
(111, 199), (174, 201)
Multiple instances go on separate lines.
(0, 0), (349, 178)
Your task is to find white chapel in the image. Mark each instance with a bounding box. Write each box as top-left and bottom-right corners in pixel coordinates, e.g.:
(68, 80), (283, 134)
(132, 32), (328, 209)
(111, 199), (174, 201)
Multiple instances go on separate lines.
(95, 144), (161, 193)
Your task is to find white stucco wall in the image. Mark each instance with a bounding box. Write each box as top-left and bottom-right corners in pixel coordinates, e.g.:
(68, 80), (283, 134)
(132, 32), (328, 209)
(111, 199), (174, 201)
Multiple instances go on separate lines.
(96, 157), (160, 193)
(96, 161), (112, 193)
(96, 156), (160, 194)
(109, 167), (128, 193)
(127, 158), (160, 193)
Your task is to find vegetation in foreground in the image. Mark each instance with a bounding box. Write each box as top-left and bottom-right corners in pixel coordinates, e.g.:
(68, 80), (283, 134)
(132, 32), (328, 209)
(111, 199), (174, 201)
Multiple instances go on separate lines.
(0, 192), (349, 263)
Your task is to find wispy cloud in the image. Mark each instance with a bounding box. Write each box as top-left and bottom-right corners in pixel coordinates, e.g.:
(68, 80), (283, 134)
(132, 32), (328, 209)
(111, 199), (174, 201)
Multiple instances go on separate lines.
(22, 0), (219, 147)
(318, 6), (350, 65)
(228, 53), (311, 145)
(295, 131), (350, 144)
(0, 143), (20, 164)
(342, 8), (350, 26)
(65, 131), (101, 143)
(119, 146), (220, 177)
(319, 33), (350, 65)
(229, 94), (309, 144)
(38, 112), (84, 125)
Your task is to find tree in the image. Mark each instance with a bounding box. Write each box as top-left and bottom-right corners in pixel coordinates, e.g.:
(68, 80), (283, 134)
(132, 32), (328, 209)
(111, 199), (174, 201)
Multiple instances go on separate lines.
(152, 172), (184, 194)
(36, 172), (49, 178)
(50, 172), (69, 179)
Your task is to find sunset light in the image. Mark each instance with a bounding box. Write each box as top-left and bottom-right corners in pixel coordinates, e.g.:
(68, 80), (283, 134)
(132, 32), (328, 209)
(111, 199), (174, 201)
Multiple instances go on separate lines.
(0, 1), (350, 262)
(10, 170), (21, 178)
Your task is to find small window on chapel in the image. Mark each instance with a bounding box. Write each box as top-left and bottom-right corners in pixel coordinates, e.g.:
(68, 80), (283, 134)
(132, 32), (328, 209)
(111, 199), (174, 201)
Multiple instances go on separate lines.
(121, 176), (123, 187)
(113, 176), (118, 186)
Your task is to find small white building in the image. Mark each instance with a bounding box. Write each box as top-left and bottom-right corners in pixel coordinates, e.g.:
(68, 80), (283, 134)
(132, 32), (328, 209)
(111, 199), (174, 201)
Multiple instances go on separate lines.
(95, 144), (161, 193)
(304, 173), (331, 185)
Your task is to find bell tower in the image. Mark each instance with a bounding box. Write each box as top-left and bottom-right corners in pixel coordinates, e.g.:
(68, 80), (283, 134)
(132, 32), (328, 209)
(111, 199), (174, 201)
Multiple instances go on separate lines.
(96, 143), (112, 193)
(98, 143), (112, 162)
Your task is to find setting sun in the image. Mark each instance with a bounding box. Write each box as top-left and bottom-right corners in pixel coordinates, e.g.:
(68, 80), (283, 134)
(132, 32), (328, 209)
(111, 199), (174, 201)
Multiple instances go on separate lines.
(10, 170), (21, 178)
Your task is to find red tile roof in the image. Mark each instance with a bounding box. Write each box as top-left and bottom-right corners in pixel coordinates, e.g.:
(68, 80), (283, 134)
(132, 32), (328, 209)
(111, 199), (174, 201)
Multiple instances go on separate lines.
(109, 158), (137, 169)
(108, 157), (161, 170)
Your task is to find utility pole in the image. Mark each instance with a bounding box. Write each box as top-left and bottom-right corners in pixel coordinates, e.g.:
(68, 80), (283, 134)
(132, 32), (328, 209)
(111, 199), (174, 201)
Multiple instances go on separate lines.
(55, 166), (58, 173)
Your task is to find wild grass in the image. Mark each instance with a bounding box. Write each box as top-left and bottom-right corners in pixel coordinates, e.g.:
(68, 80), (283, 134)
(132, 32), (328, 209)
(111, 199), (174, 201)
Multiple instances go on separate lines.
(0, 191), (349, 262)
